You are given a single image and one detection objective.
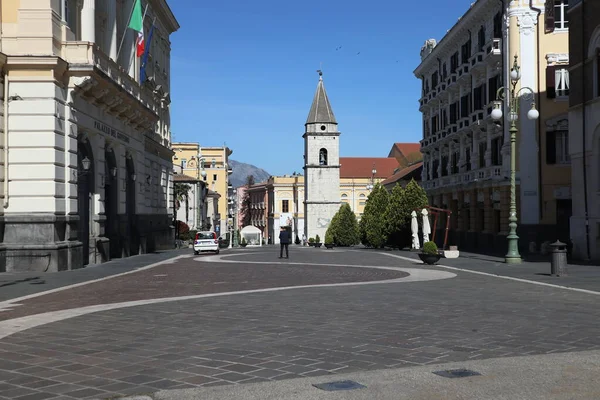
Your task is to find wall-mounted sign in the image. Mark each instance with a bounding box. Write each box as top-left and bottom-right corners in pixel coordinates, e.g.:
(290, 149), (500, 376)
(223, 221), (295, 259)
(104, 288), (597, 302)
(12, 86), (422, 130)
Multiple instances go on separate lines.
(94, 120), (130, 143)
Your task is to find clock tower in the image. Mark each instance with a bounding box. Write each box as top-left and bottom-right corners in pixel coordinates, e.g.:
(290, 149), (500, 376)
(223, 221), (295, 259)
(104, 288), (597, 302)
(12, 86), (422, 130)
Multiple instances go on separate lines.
(303, 71), (341, 242)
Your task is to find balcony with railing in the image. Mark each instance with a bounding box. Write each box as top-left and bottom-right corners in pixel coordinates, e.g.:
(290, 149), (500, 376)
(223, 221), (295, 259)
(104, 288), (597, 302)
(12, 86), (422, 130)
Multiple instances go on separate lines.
(484, 38), (502, 65)
(64, 41), (160, 131)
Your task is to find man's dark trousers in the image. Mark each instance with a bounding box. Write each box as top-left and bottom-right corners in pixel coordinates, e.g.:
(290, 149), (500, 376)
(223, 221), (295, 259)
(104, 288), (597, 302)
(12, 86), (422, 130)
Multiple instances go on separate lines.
(280, 243), (289, 258)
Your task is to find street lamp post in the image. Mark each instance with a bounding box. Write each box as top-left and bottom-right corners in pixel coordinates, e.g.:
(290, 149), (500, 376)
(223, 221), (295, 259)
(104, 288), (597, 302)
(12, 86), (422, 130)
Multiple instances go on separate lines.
(366, 164), (377, 191)
(491, 55), (539, 264)
(228, 189), (237, 249)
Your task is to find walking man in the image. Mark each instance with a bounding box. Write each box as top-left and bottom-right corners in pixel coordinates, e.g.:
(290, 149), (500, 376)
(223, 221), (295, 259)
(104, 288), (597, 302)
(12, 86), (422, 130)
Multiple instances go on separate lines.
(279, 227), (290, 259)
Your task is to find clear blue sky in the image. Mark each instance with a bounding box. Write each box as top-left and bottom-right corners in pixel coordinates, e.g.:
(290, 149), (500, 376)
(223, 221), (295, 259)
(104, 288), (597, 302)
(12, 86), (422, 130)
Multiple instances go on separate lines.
(168, 0), (474, 176)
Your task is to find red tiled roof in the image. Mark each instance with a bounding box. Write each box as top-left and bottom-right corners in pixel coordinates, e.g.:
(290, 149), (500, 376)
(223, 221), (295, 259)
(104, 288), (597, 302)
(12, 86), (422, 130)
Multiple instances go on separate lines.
(340, 157), (399, 179)
(389, 142), (421, 158)
(174, 174), (198, 182)
(381, 162), (423, 186)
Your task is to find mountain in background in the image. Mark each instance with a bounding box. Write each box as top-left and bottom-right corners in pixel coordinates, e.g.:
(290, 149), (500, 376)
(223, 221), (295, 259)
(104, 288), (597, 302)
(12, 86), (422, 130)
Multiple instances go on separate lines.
(229, 159), (271, 187)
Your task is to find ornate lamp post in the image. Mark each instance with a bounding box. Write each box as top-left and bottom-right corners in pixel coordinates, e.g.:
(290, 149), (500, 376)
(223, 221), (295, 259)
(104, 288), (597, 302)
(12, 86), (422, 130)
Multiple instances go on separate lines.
(490, 55), (539, 264)
(366, 164), (377, 191)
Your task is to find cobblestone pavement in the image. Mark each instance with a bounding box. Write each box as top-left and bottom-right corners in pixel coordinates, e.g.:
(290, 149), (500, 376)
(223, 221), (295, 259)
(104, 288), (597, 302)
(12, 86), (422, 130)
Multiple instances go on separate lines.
(0, 248), (599, 399)
(376, 248), (600, 292)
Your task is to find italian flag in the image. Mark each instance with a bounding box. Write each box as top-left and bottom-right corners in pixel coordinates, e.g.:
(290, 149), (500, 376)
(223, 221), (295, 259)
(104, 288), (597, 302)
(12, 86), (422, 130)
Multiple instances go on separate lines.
(128, 0), (145, 57)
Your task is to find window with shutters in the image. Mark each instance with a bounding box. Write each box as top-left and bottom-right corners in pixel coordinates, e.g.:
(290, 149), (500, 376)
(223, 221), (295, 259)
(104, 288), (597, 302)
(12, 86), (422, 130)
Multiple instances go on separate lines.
(546, 130), (570, 165)
(547, 66), (569, 98)
(281, 200), (289, 213)
(554, 0), (569, 30)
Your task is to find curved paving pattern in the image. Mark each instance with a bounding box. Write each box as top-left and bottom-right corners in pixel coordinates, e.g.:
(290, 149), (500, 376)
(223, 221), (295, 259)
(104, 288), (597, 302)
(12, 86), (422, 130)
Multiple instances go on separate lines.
(0, 272), (599, 399)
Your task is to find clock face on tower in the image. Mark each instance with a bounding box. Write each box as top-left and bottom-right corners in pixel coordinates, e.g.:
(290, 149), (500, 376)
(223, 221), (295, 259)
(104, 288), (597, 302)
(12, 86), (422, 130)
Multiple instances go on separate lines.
(320, 125), (326, 131)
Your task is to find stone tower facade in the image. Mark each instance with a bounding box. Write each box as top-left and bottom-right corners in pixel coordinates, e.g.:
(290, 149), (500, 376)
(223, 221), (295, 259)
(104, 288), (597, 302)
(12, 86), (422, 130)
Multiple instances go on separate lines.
(303, 72), (341, 242)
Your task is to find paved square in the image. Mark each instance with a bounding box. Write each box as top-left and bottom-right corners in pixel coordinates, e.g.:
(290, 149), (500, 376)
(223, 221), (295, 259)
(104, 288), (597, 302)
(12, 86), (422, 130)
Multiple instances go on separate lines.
(0, 247), (599, 399)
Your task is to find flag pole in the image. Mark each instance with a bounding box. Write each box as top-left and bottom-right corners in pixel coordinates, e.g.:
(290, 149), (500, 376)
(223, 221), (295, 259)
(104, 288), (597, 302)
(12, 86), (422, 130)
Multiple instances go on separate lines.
(126, 9), (151, 78)
(117, 2), (149, 59)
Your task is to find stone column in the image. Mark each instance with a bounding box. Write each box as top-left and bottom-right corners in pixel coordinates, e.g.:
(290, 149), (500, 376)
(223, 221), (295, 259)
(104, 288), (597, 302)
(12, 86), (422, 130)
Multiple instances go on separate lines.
(81, 0), (96, 43)
(106, 0), (118, 60)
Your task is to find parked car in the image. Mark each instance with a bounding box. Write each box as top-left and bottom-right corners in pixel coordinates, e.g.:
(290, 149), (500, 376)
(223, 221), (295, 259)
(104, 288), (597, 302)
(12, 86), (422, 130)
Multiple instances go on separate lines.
(193, 231), (219, 255)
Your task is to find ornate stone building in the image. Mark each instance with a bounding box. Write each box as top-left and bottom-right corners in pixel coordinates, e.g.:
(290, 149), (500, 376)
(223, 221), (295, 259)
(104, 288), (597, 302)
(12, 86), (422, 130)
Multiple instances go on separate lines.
(0, 0), (179, 272)
(415, 0), (571, 254)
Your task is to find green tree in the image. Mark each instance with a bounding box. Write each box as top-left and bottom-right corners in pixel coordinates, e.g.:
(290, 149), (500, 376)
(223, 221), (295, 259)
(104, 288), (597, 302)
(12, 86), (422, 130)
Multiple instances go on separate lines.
(359, 184), (389, 248)
(384, 183), (406, 248)
(387, 179), (428, 248)
(327, 203), (359, 246)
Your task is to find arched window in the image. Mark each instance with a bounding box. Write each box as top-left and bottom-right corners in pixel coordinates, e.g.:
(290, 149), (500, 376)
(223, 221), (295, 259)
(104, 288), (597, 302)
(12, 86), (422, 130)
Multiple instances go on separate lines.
(319, 148), (328, 165)
(341, 193), (348, 203)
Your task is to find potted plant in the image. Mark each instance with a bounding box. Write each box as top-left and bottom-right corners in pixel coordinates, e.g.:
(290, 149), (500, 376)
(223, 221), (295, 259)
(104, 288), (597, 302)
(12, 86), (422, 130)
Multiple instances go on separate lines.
(308, 237), (315, 247)
(314, 234), (322, 248)
(418, 241), (441, 265)
(240, 237), (247, 247)
(324, 231), (335, 249)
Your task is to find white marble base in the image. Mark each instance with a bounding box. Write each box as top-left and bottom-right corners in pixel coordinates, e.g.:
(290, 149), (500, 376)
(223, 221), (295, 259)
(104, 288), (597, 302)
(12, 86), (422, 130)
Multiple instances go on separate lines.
(443, 250), (460, 259)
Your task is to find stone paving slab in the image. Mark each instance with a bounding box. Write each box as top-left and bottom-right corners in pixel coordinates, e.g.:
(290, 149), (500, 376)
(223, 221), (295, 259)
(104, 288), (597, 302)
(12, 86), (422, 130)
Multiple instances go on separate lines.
(0, 254), (408, 322)
(0, 249), (192, 302)
(0, 250), (598, 399)
(376, 249), (600, 292)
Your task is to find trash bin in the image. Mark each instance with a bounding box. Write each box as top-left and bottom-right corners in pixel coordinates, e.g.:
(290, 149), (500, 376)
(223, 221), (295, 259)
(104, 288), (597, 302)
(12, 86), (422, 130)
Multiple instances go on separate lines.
(549, 240), (567, 277)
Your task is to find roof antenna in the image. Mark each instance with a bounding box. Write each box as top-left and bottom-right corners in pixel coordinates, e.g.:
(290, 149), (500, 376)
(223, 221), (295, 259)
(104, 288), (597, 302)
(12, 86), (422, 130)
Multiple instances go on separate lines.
(317, 63), (323, 80)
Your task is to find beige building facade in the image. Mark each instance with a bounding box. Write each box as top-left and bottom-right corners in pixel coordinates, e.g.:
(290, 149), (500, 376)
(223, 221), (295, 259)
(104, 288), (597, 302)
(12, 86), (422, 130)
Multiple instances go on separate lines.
(0, 0), (179, 272)
(172, 143), (233, 237)
(415, 0), (571, 254)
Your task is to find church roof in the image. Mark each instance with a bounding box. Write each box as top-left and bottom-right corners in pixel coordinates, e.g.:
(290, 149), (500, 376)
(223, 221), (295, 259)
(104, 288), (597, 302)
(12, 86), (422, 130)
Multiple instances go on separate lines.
(306, 73), (337, 124)
(340, 157), (399, 179)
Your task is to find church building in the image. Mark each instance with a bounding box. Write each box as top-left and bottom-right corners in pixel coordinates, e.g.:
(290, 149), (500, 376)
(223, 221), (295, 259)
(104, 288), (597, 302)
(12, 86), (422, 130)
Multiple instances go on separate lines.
(303, 72), (341, 241)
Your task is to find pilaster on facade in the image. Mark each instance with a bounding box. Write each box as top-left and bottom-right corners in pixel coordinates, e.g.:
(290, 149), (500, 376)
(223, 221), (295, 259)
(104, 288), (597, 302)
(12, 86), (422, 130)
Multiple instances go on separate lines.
(0, 1), (179, 273)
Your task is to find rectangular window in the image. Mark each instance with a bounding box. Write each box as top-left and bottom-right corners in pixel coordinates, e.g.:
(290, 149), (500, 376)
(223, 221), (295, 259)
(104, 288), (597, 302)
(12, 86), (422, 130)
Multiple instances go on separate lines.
(479, 142), (487, 168)
(451, 152), (459, 174)
(460, 94), (470, 118)
(442, 63), (447, 80)
(555, 68), (570, 97)
(441, 109), (448, 129)
(547, 66), (569, 98)
(213, 174), (217, 181)
(473, 84), (486, 111)
(478, 25), (486, 51)
(432, 160), (439, 179)
(181, 159), (187, 169)
(493, 12), (502, 38)
(451, 52), (459, 73)
(547, 131), (570, 164)
(554, 0), (569, 30)
(281, 200), (289, 213)
(491, 137), (503, 166)
(431, 115), (439, 134)
(449, 103), (458, 124)
(432, 71), (438, 88)
(441, 156), (448, 176)
(465, 148), (472, 171)
(461, 40), (471, 64)
(488, 75), (501, 103)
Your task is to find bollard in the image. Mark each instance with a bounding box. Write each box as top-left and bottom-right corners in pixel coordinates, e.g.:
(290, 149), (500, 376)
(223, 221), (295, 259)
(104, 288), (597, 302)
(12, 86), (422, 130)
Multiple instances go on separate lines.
(549, 240), (568, 277)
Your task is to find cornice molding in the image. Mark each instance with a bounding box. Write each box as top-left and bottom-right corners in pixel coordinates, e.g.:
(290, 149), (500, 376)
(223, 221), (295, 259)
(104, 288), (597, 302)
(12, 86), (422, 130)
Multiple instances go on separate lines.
(414, 0), (502, 76)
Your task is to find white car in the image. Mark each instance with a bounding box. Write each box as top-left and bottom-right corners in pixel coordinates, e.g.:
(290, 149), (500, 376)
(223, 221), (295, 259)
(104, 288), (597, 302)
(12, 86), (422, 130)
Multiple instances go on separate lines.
(193, 231), (220, 255)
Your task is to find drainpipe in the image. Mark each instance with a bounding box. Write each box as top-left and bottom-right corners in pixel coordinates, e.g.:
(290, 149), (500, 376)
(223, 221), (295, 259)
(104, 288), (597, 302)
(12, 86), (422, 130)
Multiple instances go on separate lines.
(3, 71), (8, 209)
(580, 0), (591, 259)
(528, 0), (543, 224)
